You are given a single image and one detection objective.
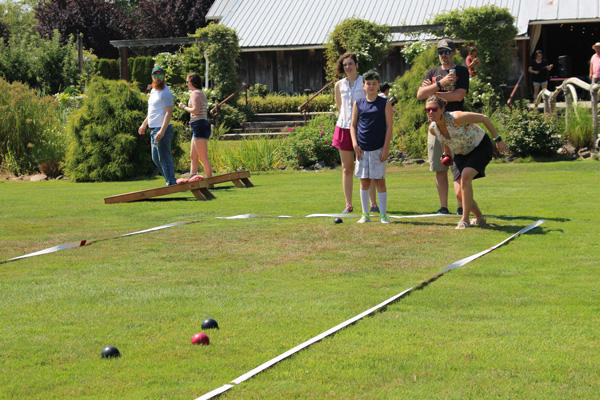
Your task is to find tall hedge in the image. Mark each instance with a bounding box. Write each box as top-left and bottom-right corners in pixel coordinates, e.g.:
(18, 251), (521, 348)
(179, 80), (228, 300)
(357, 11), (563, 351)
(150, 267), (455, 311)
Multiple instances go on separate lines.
(94, 58), (120, 80)
(131, 56), (154, 91)
(65, 78), (157, 181)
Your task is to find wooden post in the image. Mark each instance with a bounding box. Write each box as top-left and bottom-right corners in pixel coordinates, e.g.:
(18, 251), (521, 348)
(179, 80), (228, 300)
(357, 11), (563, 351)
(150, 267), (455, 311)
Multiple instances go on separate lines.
(119, 47), (130, 81)
(563, 85), (570, 127)
(77, 34), (83, 74)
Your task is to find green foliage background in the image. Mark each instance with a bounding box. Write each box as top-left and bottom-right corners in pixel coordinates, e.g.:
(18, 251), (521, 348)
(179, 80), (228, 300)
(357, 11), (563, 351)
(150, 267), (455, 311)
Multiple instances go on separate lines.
(64, 77), (182, 181)
(325, 18), (391, 82)
(0, 77), (63, 174)
(390, 46), (440, 158)
(434, 5), (517, 86)
(186, 23), (240, 99)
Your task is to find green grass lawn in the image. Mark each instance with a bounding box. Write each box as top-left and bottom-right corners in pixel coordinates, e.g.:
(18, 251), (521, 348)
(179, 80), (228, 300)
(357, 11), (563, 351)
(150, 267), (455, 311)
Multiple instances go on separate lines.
(1, 160), (599, 399)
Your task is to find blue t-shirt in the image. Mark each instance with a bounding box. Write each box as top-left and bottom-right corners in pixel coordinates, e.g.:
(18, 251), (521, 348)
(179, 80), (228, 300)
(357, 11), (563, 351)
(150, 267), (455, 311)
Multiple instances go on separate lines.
(355, 96), (387, 151)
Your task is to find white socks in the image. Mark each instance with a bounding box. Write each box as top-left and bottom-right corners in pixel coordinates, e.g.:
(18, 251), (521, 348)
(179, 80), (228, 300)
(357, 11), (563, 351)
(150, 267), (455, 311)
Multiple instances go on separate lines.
(360, 189), (370, 215)
(378, 192), (387, 215)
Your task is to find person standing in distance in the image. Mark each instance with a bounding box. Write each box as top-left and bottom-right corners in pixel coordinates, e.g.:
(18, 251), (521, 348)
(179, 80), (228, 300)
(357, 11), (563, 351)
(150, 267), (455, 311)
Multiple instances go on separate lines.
(138, 65), (176, 186)
(589, 42), (600, 85)
(417, 39), (468, 215)
(332, 53), (378, 214)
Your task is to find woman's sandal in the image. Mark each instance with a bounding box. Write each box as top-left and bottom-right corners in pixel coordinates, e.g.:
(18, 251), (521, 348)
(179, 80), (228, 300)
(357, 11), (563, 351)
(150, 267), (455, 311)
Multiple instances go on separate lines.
(470, 216), (487, 227)
(456, 220), (470, 230)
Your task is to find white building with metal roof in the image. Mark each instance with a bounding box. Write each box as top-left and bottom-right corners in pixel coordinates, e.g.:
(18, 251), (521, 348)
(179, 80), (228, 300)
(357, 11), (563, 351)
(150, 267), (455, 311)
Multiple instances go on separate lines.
(207, 0), (600, 93)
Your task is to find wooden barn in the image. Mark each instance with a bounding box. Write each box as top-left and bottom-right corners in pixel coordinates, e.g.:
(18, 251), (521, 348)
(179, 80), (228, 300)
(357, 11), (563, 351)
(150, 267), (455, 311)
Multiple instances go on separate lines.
(207, 0), (600, 94)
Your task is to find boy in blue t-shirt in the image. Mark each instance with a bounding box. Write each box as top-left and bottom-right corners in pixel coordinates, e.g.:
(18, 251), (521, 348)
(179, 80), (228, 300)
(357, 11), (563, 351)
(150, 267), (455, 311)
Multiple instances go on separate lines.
(350, 70), (394, 223)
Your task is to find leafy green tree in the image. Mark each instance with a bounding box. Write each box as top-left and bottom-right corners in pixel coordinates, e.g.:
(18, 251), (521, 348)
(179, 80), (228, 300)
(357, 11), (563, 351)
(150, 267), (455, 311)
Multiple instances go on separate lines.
(185, 23), (240, 99)
(324, 18), (391, 81)
(0, 29), (79, 94)
(434, 5), (517, 86)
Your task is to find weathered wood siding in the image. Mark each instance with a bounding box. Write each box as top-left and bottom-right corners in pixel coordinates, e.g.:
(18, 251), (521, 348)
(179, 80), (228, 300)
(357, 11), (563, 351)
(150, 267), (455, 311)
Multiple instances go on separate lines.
(239, 47), (410, 93)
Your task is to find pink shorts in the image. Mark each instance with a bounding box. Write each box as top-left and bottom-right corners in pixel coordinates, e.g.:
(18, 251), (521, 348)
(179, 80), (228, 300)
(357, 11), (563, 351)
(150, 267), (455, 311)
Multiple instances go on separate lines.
(332, 126), (354, 151)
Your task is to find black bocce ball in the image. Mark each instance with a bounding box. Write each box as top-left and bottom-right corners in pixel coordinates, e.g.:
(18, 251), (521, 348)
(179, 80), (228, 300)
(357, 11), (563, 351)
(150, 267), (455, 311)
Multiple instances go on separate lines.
(333, 217), (343, 224)
(101, 345), (121, 359)
(201, 318), (219, 330)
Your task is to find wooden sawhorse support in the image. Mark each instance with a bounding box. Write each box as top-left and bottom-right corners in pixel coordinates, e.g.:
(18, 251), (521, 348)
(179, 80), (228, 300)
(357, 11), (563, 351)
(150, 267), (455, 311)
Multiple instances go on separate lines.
(103, 171), (253, 204)
(206, 170), (253, 188)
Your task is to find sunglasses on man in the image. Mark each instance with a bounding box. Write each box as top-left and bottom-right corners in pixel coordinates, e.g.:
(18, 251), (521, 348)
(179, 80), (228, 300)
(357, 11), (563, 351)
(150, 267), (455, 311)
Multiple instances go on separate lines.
(437, 49), (452, 55)
(152, 73), (165, 80)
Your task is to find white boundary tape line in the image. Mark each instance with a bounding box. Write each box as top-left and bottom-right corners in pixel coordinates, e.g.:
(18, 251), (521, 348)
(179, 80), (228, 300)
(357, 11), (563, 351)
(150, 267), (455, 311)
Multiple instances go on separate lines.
(193, 219), (545, 400)
(1, 221), (196, 264)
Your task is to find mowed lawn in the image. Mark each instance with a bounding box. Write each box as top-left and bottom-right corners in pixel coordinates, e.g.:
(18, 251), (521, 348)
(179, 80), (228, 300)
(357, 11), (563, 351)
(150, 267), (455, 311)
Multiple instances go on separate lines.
(1, 160), (598, 399)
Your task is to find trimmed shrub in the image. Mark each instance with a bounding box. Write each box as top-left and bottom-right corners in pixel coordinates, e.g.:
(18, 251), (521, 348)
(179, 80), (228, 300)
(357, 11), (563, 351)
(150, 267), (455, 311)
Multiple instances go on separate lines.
(94, 58), (120, 80)
(64, 77), (183, 181)
(131, 56), (154, 91)
(464, 76), (501, 114)
(242, 93), (332, 113)
(0, 78), (63, 174)
(280, 114), (338, 169)
(496, 105), (564, 157)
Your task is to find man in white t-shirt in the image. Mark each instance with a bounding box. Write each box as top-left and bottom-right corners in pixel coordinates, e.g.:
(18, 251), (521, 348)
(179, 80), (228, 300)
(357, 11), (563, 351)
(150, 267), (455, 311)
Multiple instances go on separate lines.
(138, 65), (176, 185)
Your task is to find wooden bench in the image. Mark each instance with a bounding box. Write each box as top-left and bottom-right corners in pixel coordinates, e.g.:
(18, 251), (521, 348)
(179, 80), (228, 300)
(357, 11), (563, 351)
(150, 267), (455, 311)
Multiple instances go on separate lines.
(104, 171), (253, 204)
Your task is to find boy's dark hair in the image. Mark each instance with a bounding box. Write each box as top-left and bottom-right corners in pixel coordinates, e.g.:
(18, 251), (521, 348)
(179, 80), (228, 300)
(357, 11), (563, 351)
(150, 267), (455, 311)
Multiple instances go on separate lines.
(380, 82), (390, 92)
(363, 69), (380, 82)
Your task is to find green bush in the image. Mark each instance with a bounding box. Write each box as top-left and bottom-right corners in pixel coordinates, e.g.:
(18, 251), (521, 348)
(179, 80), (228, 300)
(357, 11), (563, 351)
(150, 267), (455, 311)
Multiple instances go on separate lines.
(434, 5), (517, 87)
(390, 46), (440, 158)
(464, 76), (501, 114)
(495, 105), (564, 157)
(94, 58), (120, 80)
(131, 56), (154, 91)
(0, 78), (64, 174)
(212, 103), (246, 130)
(154, 52), (185, 85)
(187, 23), (240, 99)
(242, 93), (332, 113)
(280, 114), (338, 168)
(564, 106), (594, 149)
(246, 83), (268, 97)
(0, 29), (79, 94)
(64, 77), (182, 181)
(325, 18), (391, 82)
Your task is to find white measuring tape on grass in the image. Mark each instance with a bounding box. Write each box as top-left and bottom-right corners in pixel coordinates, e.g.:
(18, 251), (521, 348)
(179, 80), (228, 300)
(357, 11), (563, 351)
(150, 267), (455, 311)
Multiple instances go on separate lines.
(194, 219), (545, 400)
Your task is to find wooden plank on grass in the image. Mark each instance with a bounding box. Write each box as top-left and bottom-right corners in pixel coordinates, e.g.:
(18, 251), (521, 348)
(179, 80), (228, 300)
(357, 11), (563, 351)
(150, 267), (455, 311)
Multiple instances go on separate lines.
(104, 180), (210, 204)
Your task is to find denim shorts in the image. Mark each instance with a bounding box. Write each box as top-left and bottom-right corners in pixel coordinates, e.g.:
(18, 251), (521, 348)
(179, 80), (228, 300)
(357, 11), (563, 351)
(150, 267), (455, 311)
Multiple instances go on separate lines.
(191, 119), (211, 139)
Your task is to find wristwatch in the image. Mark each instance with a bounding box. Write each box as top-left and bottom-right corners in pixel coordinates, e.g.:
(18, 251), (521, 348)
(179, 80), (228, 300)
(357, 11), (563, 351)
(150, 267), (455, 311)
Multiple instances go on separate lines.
(436, 81), (442, 90)
(493, 135), (502, 142)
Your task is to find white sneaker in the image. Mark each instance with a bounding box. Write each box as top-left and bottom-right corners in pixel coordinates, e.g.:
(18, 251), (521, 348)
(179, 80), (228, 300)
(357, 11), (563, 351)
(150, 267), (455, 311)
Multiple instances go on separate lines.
(380, 213), (391, 224)
(357, 214), (371, 224)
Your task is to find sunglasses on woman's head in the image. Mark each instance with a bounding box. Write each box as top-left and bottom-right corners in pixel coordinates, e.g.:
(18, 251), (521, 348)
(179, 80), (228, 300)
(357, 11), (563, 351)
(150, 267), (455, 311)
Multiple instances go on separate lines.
(438, 49), (452, 55)
(425, 106), (439, 113)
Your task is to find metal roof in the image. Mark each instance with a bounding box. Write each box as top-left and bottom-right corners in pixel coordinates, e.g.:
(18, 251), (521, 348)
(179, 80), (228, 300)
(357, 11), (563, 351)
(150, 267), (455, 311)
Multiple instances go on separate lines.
(207, 0), (600, 49)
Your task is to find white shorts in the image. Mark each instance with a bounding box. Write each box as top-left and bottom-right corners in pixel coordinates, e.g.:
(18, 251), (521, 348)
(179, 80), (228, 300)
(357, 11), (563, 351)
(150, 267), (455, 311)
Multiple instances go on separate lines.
(355, 148), (386, 179)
